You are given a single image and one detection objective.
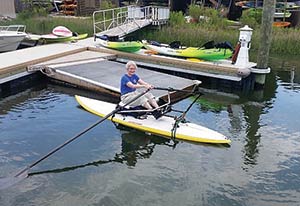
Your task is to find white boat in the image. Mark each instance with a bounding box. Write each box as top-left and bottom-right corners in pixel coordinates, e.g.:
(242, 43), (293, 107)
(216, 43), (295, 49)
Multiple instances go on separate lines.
(75, 95), (231, 144)
(0, 25), (27, 52)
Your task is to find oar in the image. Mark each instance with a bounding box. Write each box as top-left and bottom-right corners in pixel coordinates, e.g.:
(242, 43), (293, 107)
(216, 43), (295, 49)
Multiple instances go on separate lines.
(154, 80), (202, 93)
(0, 88), (151, 190)
(154, 86), (202, 94)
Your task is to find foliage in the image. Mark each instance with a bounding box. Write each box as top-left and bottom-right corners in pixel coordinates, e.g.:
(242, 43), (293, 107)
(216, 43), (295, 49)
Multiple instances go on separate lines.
(169, 11), (186, 26)
(271, 27), (300, 55)
(188, 5), (229, 29)
(1, 16), (93, 36)
(18, 0), (49, 19)
(240, 8), (262, 29)
(100, 0), (117, 10)
(188, 4), (203, 22)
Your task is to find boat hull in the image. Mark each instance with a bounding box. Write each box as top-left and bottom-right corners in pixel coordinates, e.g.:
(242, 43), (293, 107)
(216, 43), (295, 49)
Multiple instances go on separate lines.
(40, 33), (88, 43)
(75, 95), (231, 144)
(144, 43), (232, 61)
(0, 33), (26, 52)
(98, 38), (143, 53)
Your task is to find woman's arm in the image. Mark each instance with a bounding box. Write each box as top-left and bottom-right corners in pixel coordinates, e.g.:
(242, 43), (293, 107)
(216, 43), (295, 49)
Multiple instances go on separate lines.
(138, 79), (153, 89)
(126, 81), (148, 89)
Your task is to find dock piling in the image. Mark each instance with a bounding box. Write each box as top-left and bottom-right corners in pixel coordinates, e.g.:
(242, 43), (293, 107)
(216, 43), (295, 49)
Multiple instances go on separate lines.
(256, 0), (276, 85)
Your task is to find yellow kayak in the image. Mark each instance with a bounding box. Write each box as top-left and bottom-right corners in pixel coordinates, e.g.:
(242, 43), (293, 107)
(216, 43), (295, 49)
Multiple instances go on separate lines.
(75, 95), (231, 144)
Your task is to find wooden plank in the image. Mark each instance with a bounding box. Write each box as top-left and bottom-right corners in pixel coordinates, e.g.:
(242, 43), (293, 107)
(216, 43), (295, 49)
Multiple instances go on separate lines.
(0, 43), (86, 77)
(37, 51), (116, 66)
(118, 59), (242, 81)
(88, 47), (241, 77)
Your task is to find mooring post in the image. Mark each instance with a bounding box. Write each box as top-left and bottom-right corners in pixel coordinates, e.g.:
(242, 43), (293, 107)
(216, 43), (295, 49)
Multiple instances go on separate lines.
(256, 0), (276, 85)
(234, 25), (253, 68)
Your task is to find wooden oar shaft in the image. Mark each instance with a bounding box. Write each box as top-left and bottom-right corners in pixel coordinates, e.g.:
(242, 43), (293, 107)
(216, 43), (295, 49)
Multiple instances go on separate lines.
(154, 87), (200, 93)
(15, 88), (151, 177)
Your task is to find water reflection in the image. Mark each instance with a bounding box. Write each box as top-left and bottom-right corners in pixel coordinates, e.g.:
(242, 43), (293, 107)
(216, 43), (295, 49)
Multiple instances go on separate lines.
(1, 57), (300, 205)
(28, 128), (174, 176)
(194, 67), (281, 168)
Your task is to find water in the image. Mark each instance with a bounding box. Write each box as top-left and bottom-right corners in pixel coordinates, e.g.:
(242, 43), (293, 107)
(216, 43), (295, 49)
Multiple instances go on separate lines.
(0, 60), (300, 206)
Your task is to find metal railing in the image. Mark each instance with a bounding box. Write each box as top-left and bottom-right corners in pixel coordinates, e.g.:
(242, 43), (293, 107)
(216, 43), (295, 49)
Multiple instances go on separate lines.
(0, 25), (26, 33)
(115, 6), (152, 35)
(92, 5), (169, 36)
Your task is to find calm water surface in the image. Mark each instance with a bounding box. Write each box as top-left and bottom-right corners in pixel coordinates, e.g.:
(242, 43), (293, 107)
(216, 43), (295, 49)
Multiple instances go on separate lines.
(0, 59), (300, 206)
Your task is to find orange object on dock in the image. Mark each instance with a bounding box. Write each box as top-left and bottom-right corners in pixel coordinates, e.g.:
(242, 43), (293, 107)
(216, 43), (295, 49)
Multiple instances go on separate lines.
(273, 21), (291, 28)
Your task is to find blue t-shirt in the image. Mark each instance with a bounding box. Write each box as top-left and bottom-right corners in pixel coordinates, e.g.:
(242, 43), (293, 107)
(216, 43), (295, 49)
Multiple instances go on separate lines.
(120, 74), (140, 95)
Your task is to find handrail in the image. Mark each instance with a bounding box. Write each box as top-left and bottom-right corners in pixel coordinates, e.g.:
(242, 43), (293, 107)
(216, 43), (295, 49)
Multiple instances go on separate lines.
(93, 6), (132, 35)
(0, 25), (26, 33)
(92, 5), (169, 37)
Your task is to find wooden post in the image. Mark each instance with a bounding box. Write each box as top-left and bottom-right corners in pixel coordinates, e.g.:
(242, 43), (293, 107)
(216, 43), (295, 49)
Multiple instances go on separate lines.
(256, 0), (275, 85)
(257, 0), (275, 69)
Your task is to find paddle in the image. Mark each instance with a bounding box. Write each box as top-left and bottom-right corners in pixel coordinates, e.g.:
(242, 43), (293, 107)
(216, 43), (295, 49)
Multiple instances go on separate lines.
(154, 80), (202, 94)
(154, 86), (202, 94)
(0, 88), (151, 190)
(154, 87), (197, 93)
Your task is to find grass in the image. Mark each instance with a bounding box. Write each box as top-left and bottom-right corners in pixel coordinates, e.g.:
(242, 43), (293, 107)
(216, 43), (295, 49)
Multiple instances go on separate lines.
(1, 16), (94, 36)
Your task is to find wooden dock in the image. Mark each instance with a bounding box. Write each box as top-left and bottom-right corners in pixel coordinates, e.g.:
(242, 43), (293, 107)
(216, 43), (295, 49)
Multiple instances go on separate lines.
(29, 53), (197, 102)
(0, 43), (86, 78)
(0, 35), (269, 98)
(88, 47), (244, 81)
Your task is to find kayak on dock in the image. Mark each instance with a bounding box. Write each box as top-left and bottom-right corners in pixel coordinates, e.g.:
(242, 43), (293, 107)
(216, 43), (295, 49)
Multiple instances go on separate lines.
(39, 26), (88, 44)
(95, 34), (143, 53)
(39, 33), (88, 43)
(75, 92), (231, 144)
(143, 40), (233, 61)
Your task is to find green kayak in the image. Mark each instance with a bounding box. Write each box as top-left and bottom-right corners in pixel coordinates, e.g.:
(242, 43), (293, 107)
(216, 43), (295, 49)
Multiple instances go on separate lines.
(40, 33), (88, 44)
(143, 40), (233, 61)
(96, 35), (143, 53)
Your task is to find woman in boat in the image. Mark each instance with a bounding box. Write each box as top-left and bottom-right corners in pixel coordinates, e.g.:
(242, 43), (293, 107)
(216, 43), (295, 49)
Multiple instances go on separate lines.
(120, 61), (162, 119)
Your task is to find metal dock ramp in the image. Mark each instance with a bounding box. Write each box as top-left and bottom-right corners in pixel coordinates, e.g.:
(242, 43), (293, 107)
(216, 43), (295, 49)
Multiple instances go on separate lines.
(93, 6), (169, 38)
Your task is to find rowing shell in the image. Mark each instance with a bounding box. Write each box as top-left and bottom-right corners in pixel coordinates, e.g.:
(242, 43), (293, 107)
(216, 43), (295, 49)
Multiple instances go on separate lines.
(75, 95), (231, 144)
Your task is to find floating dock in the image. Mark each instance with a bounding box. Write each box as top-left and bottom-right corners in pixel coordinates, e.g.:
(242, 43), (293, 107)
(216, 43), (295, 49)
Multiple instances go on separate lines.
(28, 51), (197, 102)
(1, 28), (270, 98)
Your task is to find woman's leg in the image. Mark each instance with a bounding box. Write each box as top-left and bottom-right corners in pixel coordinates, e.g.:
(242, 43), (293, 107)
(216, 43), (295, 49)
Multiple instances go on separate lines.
(121, 91), (147, 107)
(142, 101), (153, 109)
(144, 93), (159, 108)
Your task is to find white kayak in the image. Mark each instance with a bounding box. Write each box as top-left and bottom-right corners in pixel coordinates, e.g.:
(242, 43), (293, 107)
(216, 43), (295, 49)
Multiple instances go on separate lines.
(75, 95), (231, 144)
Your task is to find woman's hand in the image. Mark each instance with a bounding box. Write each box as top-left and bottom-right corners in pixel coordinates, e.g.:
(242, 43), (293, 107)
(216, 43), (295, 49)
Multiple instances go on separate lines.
(144, 84), (154, 89)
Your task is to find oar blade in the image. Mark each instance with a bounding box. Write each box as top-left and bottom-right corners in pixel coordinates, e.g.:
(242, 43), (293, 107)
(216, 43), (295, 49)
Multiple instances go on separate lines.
(0, 169), (28, 190)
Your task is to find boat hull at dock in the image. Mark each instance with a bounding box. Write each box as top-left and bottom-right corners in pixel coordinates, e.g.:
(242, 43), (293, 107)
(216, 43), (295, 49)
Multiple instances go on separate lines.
(0, 25), (27, 52)
(75, 95), (231, 144)
(40, 33), (88, 44)
(0, 34), (26, 52)
(97, 36), (143, 53)
(143, 41), (233, 61)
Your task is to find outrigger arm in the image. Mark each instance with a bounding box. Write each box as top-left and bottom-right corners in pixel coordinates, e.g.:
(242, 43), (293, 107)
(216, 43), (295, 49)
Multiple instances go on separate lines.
(170, 93), (203, 140)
